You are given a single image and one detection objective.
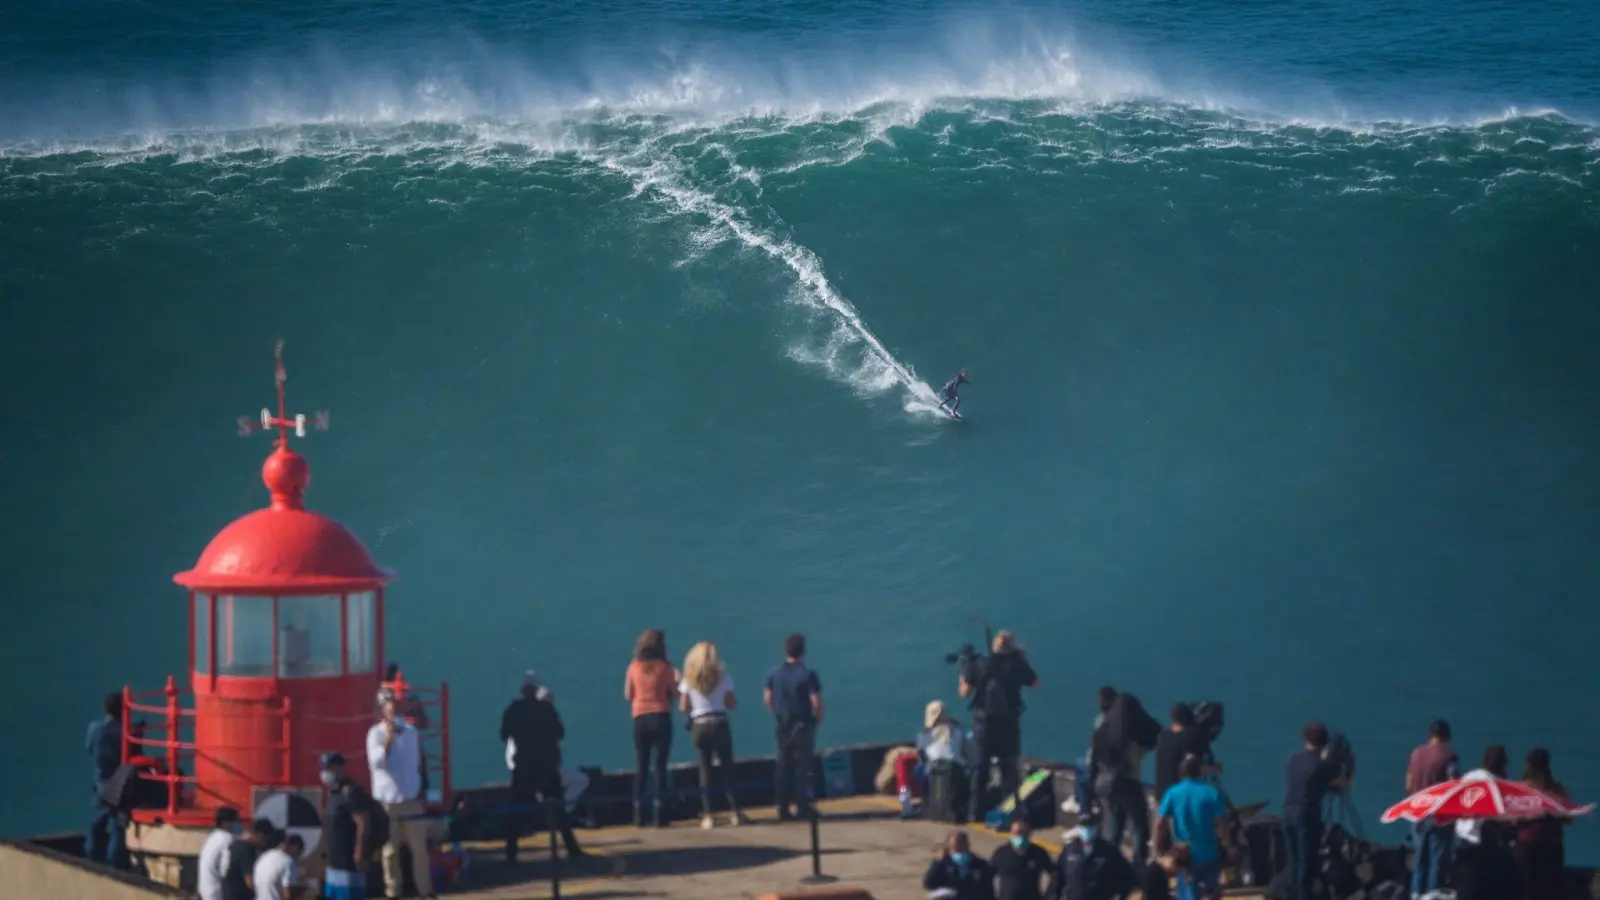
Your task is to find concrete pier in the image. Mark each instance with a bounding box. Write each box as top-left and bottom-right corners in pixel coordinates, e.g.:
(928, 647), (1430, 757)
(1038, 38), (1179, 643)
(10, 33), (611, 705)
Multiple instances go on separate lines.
(448, 796), (1266, 900)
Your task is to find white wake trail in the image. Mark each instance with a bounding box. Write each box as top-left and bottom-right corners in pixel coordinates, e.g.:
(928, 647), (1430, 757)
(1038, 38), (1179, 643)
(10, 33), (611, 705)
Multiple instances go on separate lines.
(600, 148), (948, 415)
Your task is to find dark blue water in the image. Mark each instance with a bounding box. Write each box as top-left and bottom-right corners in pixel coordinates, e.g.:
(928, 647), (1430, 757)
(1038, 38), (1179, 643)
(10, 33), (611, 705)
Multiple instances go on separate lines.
(3, 0), (1598, 858)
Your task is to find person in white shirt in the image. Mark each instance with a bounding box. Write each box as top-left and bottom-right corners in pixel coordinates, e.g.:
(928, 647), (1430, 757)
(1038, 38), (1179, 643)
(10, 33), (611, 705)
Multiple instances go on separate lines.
(197, 807), (240, 900)
(252, 833), (303, 900)
(679, 641), (748, 829)
(366, 689), (435, 900)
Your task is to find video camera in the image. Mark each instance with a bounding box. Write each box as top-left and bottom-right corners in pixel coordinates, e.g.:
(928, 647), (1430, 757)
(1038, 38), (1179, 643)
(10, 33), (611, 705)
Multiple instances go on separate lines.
(1326, 730), (1357, 789)
(1190, 700), (1226, 745)
(943, 643), (980, 667)
(944, 615), (994, 672)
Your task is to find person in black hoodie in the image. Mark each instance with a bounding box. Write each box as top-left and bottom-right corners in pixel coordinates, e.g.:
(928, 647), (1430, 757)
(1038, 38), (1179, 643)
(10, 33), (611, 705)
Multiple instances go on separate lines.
(1092, 692), (1161, 873)
(925, 831), (997, 900)
(500, 671), (586, 863)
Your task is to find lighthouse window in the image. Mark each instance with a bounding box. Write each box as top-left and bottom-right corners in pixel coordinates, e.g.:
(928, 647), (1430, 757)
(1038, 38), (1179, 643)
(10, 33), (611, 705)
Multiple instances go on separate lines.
(216, 595), (274, 677)
(345, 591), (375, 674)
(277, 595), (342, 678)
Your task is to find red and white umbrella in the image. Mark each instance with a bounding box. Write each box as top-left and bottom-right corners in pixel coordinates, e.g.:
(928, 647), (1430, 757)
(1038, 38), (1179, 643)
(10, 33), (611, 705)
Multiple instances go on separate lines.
(1381, 771), (1594, 824)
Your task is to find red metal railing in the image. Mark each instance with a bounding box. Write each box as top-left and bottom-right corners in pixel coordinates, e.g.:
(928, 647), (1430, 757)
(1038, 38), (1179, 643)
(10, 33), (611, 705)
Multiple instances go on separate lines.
(121, 673), (451, 823)
(121, 676), (294, 822)
(381, 672), (453, 808)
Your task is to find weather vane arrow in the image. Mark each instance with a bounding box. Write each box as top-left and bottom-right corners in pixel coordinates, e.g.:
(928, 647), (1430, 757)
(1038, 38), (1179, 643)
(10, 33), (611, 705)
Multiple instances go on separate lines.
(237, 340), (331, 441)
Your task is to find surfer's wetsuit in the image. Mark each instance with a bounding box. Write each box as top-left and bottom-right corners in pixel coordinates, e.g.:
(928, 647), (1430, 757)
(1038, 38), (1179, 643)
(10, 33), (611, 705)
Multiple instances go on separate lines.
(940, 370), (970, 412)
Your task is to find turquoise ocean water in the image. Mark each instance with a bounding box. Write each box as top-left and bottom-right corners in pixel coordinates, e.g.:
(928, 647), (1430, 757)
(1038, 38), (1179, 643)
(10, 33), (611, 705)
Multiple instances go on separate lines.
(2, 0), (1598, 858)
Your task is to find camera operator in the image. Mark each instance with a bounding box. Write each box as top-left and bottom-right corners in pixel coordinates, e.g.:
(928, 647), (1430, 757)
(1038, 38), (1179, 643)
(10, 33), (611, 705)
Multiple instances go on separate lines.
(1153, 703), (1222, 801)
(957, 630), (1039, 824)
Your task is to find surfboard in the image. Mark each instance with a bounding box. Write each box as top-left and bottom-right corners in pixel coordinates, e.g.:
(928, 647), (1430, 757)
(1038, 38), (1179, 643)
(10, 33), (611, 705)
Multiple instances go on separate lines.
(936, 405), (963, 421)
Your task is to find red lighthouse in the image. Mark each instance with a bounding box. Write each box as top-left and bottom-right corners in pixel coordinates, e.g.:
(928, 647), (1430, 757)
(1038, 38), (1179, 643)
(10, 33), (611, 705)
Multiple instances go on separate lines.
(121, 343), (450, 882)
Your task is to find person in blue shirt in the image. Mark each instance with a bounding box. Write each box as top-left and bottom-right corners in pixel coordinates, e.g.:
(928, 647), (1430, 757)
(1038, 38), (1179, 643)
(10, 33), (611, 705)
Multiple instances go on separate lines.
(1152, 755), (1226, 900)
(764, 633), (823, 821)
(85, 691), (130, 868)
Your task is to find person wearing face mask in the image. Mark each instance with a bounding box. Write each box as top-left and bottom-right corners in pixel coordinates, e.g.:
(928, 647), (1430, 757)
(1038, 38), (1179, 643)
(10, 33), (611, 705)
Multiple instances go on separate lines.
(1049, 825), (1136, 900)
(924, 831), (997, 900)
(319, 753), (374, 900)
(990, 819), (1053, 900)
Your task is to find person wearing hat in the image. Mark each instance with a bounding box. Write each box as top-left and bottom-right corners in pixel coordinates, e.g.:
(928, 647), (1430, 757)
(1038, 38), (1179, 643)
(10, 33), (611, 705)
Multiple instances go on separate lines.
(918, 701), (967, 765)
(319, 752), (374, 900)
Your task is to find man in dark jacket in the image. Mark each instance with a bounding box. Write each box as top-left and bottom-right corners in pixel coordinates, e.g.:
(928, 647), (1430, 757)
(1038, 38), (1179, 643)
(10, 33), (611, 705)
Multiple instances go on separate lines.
(958, 631), (1039, 823)
(1049, 826), (1136, 900)
(925, 831), (997, 900)
(500, 671), (585, 863)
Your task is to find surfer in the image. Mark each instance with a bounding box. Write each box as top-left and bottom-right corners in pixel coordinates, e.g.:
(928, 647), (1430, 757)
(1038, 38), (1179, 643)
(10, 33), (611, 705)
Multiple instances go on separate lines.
(939, 369), (970, 414)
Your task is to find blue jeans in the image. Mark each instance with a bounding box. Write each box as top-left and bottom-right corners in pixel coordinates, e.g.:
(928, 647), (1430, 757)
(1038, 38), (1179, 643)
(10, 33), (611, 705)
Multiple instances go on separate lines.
(1178, 859), (1223, 900)
(1073, 760), (1094, 813)
(1411, 822), (1454, 896)
(85, 803), (128, 869)
(1282, 817), (1323, 900)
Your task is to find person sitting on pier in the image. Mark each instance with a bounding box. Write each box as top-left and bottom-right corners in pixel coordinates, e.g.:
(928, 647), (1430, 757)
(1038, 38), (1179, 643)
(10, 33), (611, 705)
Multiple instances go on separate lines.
(924, 830), (996, 900)
(909, 700), (969, 817)
(680, 640), (749, 829)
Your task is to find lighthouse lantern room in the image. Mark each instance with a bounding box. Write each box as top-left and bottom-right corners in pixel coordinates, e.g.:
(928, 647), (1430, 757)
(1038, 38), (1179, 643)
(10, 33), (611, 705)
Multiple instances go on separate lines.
(121, 342), (450, 835)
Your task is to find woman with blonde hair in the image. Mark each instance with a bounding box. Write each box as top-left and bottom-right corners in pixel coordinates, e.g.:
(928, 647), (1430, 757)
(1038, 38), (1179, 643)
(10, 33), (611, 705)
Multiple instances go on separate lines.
(679, 640), (747, 828)
(624, 628), (677, 827)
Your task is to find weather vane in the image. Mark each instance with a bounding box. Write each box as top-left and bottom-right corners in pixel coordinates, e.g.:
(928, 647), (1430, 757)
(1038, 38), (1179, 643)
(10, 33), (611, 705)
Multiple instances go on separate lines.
(237, 340), (330, 442)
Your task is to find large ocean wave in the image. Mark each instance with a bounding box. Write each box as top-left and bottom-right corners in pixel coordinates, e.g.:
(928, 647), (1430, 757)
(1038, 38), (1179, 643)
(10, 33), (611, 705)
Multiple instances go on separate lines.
(4, 12), (1596, 411)
(5, 95), (1596, 409)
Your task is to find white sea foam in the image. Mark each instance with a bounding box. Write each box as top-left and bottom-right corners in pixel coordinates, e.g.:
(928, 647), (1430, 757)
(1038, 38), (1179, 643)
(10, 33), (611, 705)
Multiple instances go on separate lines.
(2, 7), (1594, 161)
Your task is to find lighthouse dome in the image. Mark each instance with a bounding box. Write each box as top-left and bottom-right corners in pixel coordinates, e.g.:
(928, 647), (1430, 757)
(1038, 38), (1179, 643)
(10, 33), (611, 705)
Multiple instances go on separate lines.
(173, 445), (392, 593)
